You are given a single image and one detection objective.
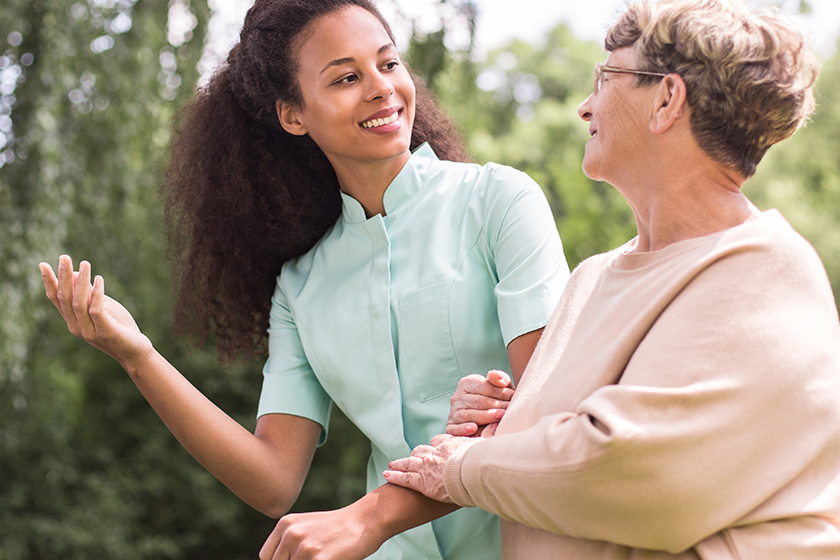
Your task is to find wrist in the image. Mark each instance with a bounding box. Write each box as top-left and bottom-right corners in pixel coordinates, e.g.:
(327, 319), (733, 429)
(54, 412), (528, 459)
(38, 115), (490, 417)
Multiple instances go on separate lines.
(364, 484), (459, 541)
(119, 339), (157, 378)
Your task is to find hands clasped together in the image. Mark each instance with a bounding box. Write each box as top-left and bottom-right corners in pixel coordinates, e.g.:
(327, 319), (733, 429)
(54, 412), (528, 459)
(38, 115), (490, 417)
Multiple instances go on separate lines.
(383, 369), (514, 502)
(258, 370), (517, 559)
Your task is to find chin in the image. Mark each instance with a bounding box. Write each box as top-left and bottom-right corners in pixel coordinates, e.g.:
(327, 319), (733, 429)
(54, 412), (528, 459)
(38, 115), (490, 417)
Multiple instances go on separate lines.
(581, 160), (600, 182)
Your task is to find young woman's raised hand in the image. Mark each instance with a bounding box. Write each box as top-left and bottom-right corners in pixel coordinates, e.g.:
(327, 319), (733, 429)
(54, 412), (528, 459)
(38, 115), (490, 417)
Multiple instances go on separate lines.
(39, 255), (153, 370)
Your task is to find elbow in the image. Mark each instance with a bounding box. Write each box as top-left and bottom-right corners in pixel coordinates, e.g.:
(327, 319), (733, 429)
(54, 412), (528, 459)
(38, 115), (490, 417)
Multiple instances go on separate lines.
(260, 503), (291, 520)
(247, 486), (301, 519)
(255, 495), (296, 519)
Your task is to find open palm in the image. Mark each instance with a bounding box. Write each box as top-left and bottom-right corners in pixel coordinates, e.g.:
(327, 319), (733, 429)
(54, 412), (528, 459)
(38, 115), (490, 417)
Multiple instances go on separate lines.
(39, 255), (153, 369)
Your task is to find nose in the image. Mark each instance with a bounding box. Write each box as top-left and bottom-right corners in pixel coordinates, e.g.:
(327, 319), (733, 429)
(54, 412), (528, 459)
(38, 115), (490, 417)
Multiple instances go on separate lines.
(365, 70), (395, 102)
(577, 94), (593, 122)
(578, 93), (595, 122)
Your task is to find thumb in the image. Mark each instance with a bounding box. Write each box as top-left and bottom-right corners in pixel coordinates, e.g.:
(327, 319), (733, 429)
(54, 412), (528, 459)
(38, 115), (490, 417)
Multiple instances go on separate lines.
(487, 370), (511, 388)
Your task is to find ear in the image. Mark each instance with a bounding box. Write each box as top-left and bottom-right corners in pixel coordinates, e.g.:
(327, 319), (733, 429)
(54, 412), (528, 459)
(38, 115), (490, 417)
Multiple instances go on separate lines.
(649, 74), (687, 134)
(276, 99), (308, 136)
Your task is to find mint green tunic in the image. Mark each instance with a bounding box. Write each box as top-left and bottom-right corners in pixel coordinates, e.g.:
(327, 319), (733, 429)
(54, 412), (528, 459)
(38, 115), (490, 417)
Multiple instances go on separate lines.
(258, 144), (569, 559)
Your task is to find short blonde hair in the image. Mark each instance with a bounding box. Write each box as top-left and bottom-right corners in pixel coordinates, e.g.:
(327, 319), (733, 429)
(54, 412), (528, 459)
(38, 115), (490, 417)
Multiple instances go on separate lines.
(606, 0), (818, 177)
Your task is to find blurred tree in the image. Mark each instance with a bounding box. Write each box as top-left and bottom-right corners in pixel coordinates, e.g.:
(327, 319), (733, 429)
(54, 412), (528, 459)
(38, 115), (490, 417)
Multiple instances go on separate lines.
(2, 0), (838, 558)
(429, 23), (638, 267)
(748, 34), (840, 308)
(1, 0), (370, 556)
(0, 0), (280, 558)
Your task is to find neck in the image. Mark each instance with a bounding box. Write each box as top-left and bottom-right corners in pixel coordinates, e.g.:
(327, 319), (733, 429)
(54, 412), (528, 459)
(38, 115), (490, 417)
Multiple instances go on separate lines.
(623, 158), (757, 253)
(330, 151), (412, 218)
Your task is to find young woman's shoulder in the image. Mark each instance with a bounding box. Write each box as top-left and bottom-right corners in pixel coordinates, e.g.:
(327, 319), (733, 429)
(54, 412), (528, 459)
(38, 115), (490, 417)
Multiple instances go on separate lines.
(431, 157), (545, 208)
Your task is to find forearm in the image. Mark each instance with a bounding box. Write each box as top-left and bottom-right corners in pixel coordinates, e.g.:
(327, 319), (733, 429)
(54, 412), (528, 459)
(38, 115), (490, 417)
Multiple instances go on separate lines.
(348, 483), (459, 545)
(122, 349), (318, 517)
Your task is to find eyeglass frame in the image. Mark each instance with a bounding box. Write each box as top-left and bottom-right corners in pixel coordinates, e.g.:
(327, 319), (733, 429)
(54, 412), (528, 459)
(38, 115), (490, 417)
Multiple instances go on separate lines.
(594, 62), (669, 95)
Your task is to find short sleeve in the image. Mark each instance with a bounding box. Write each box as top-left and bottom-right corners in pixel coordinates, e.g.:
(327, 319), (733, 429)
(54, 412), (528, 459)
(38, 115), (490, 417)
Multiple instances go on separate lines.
(485, 166), (570, 346)
(257, 279), (333, 443)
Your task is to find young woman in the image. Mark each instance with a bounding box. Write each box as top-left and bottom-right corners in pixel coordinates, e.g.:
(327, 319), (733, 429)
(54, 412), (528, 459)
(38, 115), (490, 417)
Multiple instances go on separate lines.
(40, 1), (569, 558)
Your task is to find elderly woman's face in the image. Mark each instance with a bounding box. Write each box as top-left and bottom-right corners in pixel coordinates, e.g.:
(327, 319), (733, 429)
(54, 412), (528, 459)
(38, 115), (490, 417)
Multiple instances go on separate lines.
(577, 47), (659, 184)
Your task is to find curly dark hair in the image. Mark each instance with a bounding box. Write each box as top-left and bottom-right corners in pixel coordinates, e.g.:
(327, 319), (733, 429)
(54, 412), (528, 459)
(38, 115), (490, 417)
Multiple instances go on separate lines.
(164, 0), (470, 362)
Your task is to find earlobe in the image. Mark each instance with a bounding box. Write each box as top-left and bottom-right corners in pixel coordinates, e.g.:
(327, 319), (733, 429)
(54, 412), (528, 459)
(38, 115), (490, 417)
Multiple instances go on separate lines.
(650, 74), (687, 134)
(276, 100), (308, 136)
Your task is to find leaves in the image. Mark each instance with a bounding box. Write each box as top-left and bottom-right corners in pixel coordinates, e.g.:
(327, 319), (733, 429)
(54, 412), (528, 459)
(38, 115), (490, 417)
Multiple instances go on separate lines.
(2, 2), (839, 558)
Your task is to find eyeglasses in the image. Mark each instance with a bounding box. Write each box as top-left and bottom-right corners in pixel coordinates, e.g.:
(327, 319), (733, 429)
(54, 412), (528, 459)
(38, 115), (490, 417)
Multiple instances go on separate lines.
(594, 62), (669, 94)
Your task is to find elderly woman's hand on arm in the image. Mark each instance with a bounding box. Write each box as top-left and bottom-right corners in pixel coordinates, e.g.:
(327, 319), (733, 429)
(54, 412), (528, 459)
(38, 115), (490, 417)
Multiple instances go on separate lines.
(383, 434), (479, 503)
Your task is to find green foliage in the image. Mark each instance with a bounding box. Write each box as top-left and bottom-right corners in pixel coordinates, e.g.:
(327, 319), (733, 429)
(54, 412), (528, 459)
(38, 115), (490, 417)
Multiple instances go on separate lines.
(2, 1), (839, 558)
(431, 25), (637, 267)
(0, 0), (371, 555)
(2, 0), (273, 557)
(747, 35), (840, 306)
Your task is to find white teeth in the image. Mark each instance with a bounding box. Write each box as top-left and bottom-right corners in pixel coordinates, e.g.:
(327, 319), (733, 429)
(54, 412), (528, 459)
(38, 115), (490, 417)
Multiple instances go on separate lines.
(362, 111), (399, 129)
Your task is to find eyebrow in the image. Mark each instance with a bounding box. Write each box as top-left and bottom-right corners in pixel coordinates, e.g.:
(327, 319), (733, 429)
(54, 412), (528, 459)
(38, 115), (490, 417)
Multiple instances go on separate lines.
(319, 43), (396, 75)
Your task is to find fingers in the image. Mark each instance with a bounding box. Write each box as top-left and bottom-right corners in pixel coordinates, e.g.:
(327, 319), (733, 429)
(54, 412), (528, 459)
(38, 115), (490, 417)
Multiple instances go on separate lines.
(55, 255), (78, 325)
(89, 274), (107, 325)
(487, 369), (512, 388)
(39, 262), (61, 311)
(259, 523), (285, 560)
(447, 372), (514, 437)
(480, 422), (499, 438)
(387, 454), (421, 472)
(383, 455), (426, 492)
(448, 405), (506, 425)
(454, 374), (515, 401)
(72, 260), (96, 337)
(384, 442), (457, 503)
(42, 255), (103, 339)
(447, 421), (479, 437)
(382, 468), (421, 492)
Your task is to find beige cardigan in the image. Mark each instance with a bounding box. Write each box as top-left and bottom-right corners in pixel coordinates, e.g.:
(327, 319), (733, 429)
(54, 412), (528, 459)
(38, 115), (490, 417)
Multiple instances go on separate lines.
(444, 210), (840, 559)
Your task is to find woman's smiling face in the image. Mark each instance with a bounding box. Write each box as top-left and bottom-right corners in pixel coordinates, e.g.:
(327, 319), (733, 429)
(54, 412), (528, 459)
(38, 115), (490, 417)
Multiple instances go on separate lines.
(280, 6), (416, 173)
(577, 47), (659, 185)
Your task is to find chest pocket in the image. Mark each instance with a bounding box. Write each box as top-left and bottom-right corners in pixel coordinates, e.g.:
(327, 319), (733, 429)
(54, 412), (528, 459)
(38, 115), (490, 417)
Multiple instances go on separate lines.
(399, 281), (461, 402)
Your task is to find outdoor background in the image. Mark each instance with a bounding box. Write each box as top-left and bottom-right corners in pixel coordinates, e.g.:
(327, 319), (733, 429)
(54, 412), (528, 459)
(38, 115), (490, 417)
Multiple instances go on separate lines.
(1, 0), (838, 558)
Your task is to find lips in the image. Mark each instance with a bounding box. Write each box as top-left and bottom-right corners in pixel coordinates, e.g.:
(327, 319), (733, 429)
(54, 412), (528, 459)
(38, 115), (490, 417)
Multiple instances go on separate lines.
(360, 108), (401, 129)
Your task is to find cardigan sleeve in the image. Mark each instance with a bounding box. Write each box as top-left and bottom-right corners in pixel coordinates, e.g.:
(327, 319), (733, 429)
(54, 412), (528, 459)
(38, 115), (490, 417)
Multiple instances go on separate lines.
(445, 233), (840, 552)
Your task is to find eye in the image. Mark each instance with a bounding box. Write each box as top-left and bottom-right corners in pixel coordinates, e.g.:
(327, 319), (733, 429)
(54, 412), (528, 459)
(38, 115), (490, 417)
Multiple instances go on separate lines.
(335, 73), (358, 85)
(383, 60), (399, 71)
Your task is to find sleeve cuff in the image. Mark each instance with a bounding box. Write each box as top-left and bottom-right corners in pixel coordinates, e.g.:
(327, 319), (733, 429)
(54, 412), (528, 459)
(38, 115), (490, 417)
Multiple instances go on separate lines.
(444, 438), (483, 507)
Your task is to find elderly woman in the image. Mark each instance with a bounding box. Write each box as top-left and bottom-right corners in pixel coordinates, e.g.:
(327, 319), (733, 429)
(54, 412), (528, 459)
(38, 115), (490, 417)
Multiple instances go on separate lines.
(385, 0), (840, 557)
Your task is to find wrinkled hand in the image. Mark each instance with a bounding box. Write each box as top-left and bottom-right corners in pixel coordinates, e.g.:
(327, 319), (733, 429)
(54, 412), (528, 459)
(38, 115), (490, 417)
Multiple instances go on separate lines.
(39, 255), (153, 369)
(259, 507), (384, 560)
(383, 434), (474, 503)
(447, 370), (514, 438)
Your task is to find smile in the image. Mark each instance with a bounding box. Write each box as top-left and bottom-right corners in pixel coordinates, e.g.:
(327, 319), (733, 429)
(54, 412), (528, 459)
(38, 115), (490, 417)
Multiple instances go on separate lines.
(361, 110), (400, 129)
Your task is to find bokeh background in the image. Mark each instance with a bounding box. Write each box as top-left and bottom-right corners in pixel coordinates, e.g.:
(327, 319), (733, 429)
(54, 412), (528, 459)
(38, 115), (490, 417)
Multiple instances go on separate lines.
(2, 0), (838, 558)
